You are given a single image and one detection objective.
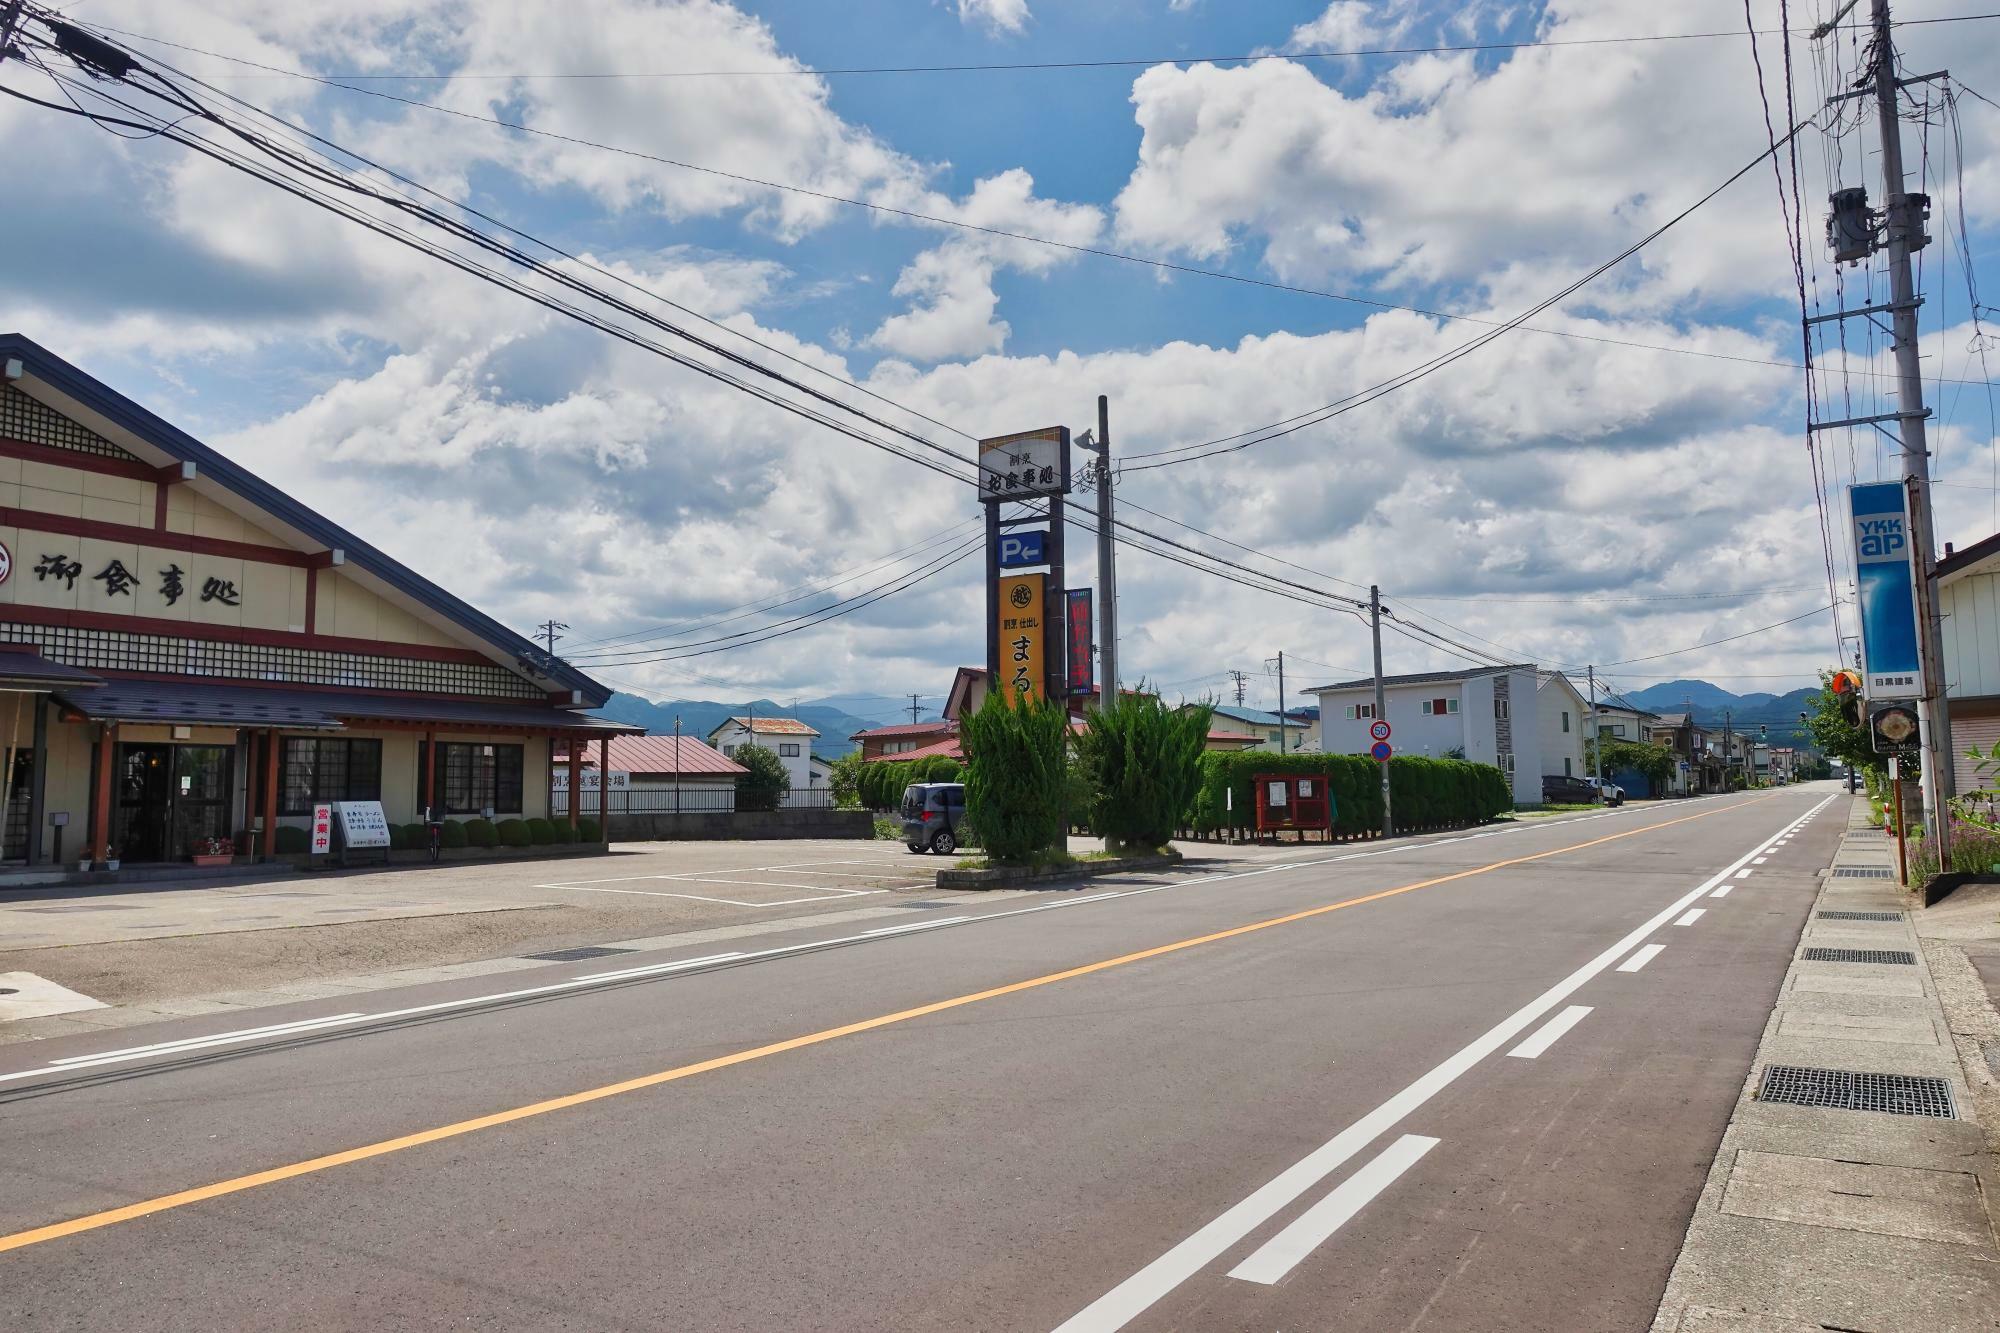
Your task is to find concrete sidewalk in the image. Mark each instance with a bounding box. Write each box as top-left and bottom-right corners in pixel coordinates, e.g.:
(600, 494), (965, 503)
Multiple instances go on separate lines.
(1651, 796), (2000, 1331)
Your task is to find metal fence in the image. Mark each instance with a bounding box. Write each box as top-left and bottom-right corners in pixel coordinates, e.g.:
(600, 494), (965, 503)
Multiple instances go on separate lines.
(551, 786), (838, 815)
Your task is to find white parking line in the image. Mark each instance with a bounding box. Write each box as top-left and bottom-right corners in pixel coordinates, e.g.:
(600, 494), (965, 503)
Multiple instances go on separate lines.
(1674, 908), (1706, 926)
(1752, 856), (1769, 864)
(1617, 944), (1665, 973)
(1710, 884), (1734, 898)
(1734, 868), (1754, 879)
(1051, 792), (1835, 1332)
(863, 917), (970, 937)
(1505, 1005), (1592, 1059)
(1226, 1135), (1440, 1285)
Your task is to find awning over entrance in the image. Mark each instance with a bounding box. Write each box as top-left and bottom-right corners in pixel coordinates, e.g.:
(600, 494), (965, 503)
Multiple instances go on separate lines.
(50, 681), (640, 735)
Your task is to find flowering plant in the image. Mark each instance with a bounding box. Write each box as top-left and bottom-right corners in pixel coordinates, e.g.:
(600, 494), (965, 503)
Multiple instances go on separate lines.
(191, 837), (236, 857)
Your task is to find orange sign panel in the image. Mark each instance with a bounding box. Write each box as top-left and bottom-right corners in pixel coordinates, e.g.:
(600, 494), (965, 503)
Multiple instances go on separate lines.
(996, 573), (1046, 704)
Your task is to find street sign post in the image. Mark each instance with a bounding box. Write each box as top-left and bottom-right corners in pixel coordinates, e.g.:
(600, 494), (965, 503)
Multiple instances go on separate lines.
(1369, 720), (1391, 742)
(982, 426), (1071, 704)
(1370, 740), (1393, 762)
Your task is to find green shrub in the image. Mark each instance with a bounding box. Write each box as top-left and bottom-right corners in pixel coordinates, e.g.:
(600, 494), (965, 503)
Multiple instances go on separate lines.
(524, 817), (556, 846)
(576, 817), (602, 843)
(439, 819), (468, 849)
(547, 819), (576, 844)
(274, 824), (310, 854)
(402, 823), (431, 848)
(386, 823), (410, 851)
(1187, 751), (1509, 838)
(961, 691), (1069, 862)
(917, 755), (962, 783)
(464, 818), (498, 848)
(734, 744), (790, 813)
(1075, 690), (1212, 851)
(496, 818), (531, 847)
(830, 751), (868, 808)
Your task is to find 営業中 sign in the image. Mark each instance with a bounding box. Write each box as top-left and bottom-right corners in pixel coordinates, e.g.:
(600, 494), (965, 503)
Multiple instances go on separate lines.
(978, 427), (1070, 502)
(310, 803), (333, 856)
(335, 800), (392, 849)
(996, 573), (1047, 703)
(1850, 481), (1925, 700)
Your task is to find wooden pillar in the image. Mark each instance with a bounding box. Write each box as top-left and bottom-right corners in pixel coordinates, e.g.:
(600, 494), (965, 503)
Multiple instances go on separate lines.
(260, 728), (279, 859)
(423, 730), (437, 819)
(89, 722), (114, 866)
(567, 738), (580, 830)
(599, 733), (611, 850)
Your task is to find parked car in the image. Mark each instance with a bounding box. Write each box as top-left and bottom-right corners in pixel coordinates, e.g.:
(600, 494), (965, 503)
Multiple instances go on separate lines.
(1540, 774), (1601, 805)
(901, 782), (967, 854)
(1584, 776), (1625, 806)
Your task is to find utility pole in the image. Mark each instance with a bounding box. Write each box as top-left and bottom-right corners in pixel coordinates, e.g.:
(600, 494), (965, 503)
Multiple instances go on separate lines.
(1371, 584), (1392, 838)
(908, 693), (922, 725)
(1227, 669), (1249, 707)
(0, 1), (24, 64)
(536, 619), (568, 658)
(1271, 652), (1288, 754)
(673, 715), (682, 818)
(1588, 665), (1600, 782)
(1724, 709), (1734, 790)
(1092, 395), (1119, 711)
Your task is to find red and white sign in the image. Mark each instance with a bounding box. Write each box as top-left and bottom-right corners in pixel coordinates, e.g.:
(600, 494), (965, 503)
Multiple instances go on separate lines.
(0, 539), (12, 585)
(1369, 719), (1392, 741)
(310, 803), (333, 855)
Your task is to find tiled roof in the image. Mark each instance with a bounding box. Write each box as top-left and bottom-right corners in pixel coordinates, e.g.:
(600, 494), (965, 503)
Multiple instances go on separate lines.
(716, 716), (819, 736)
(1209, 706), (1307, 728)
(1306, 665), (1533, 692)
(865, 735), (963, 763)
(55, 681), (640, 733)
(851, 720), (954, 740)
(559, 735), (744, 776)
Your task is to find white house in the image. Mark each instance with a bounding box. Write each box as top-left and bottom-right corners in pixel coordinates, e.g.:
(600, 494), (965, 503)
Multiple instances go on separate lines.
(706, 716), (821, 805)
(1202, 705), (1312, 752)
(1303, 665), (1591, 807)
(1591, 699), (1660, 743)
(1936, 531), (2000, 794)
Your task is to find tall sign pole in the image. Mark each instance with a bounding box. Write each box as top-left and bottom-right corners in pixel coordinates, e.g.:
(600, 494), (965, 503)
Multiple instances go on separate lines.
(1867, 0), (1952, 852)
(980, 427), (1072, 707)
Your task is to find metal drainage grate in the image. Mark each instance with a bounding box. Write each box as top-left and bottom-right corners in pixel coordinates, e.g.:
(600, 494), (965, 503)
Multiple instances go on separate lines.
(1817, 909), (1904, 922)
(1832, 867), (1896, 878)
(1802, 946), (1917, 965)
(1757, 1064), (1954, 1118)
(521, 945), (638, 963)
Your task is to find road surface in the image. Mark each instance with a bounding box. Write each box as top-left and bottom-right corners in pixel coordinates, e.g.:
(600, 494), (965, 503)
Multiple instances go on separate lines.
(0, 786), (1839, 1330)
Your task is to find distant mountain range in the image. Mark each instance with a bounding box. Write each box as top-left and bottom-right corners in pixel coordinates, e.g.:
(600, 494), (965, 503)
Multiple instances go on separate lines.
(1616, 678), (1820, 741)
(595, 693), (935, 757)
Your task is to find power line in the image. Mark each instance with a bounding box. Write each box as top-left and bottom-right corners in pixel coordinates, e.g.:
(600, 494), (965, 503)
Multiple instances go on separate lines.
(85, 13), (1999, 79)
(73, 15), (1995, 388)
(1591, 605), (1839, 668)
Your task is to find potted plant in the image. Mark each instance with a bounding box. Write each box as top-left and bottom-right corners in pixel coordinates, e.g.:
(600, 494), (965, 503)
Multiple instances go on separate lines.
(189, 836), (234, 868)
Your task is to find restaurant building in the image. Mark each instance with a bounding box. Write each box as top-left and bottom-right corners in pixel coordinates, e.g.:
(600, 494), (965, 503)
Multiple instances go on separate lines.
(0, 334), (636, 868)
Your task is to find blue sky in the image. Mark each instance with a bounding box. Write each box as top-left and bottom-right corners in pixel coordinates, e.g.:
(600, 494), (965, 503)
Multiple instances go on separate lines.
(3, 0), (1998, 712)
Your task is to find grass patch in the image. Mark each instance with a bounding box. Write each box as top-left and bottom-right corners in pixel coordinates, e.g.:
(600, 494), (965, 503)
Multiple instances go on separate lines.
(873, 816), (902, 841)
(1512, 802), (1600, 818)
(952, 846), (1178, 872)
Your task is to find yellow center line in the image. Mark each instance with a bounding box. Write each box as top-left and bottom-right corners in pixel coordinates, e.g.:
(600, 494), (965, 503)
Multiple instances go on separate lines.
(0, 792), (1778, 1256)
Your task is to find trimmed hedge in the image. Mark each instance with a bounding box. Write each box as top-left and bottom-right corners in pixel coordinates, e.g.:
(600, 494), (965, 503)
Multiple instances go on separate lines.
(547, 819), (576, 844)
(463, 818), (498, 848)
(401, 823), (431, 848)
(524, 817), (556, 846)
(1189, 751), (1510, 837)
(576, 817), (602, 843)
(439, 819), (469, 849)
(856, 753), (963, 811)
(274, 824), (310, 854)
(496, 818), (530, 847)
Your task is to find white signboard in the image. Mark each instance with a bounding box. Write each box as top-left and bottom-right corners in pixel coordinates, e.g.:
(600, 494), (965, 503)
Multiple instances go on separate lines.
(978, 427), (1069, 501)
(335, 800), (392, 849)
(551, 769), (630, 792)
(310, 803), (333, 856)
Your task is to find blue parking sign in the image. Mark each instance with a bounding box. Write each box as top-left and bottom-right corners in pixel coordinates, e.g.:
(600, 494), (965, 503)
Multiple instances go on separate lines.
(996, 528), (1049, 569)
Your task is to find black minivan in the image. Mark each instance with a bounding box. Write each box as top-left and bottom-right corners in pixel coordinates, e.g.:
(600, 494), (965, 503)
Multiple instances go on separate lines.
(901, 782), (966, 854)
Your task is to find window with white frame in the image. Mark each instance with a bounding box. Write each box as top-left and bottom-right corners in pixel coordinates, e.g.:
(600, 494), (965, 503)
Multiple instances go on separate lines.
(1419, 696), (1458, 716)
(780, 743), (801, 757)
(1562, 711), (1571, 733)
(1495, 699), (1510, 720)
(1344, 703), (1376, 720)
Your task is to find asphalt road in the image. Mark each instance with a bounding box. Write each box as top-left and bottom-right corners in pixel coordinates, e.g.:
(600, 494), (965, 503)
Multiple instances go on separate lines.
(0, 786), (1842, 1330)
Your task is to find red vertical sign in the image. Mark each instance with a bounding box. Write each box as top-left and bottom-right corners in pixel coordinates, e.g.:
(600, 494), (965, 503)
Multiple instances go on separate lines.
(1065, 588), (1094, 696)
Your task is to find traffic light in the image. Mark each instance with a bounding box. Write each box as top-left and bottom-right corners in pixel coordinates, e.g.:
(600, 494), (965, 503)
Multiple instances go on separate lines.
(1759, 724), (1767, 739)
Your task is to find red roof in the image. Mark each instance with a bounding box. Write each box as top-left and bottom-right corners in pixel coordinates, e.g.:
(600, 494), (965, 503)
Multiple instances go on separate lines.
(851, 720), (955, 740)
(865, 734), (963, 762)
(558, 735), (746, 776)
